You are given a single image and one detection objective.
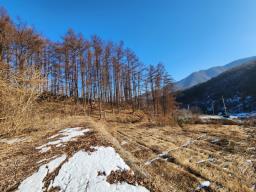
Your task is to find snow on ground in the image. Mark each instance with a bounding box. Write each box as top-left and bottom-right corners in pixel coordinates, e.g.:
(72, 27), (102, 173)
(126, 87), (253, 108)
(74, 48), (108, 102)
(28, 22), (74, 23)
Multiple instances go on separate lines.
(195, 181), (211, 190)
(36, 127), (90, 153)
(18, 155), (67, 192)
(230, 111), (256, 119)
(200, 111), (256, 120)
(18, 146), (149, 192)
(49, 147), (149, 192)
(199, 115), (223, 120)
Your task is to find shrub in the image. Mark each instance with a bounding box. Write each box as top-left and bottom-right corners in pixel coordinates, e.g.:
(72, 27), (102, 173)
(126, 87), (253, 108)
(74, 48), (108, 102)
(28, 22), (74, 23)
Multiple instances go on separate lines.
(0, 63), (43, 136)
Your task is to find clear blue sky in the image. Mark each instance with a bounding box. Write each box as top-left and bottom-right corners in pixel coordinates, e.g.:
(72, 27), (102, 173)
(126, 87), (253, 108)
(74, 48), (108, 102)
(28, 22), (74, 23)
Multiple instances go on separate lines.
(1, 0), (256, 81)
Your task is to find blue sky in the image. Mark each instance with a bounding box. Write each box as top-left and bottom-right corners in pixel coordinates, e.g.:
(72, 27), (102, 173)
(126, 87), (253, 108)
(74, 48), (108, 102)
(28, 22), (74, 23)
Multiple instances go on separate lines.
(1, 0), (256, 81)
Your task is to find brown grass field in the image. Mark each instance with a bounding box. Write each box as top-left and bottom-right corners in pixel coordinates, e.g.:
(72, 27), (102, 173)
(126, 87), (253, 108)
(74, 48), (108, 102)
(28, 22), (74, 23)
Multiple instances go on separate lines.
(0, 105), (255, 192)
(98, 117), (256, 192)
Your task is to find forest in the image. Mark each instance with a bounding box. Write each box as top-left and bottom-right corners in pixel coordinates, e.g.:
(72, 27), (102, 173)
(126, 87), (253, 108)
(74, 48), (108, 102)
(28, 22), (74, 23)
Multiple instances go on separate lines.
(0, 8), (175, 119)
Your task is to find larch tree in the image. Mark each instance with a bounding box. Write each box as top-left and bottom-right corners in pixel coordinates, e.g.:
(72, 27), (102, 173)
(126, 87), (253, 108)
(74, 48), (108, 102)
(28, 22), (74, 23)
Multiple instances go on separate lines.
(0, 8), (176, 120)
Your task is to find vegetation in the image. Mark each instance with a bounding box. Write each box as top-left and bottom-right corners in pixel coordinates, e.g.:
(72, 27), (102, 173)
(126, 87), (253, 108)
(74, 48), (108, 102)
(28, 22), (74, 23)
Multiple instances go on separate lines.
(177, 62), (256, 113)
(0, 62), (43, 135)
(0, 7), (176, 135)
(0, 6), (255, 192)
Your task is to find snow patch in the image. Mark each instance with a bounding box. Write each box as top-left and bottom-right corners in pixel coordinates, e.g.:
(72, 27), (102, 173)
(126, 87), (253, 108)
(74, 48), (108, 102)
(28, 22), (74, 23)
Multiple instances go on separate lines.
(195, 181), (211, 190)
(20, 147), (149, 192)
(18, 155), (66, 192)
(199, 115), (223, 120)
(49, 147), (149, 192)
(230, 111), (256, 119)
(36, 127), (90, 153)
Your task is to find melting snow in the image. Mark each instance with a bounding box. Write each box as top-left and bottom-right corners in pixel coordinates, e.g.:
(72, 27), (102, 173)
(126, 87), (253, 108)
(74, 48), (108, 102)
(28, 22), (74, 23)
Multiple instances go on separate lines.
(49, 147), (149, 192)
(36, 127), (90, 153)
(195, 181), (211, 190)
(231, 111), (256, 119)
(19, 147), (149, 192)
(18, 155), (67, 192)
(200, 112), (256, 120)
(199, 115), (223, 120)
(201, 181), (211, 187)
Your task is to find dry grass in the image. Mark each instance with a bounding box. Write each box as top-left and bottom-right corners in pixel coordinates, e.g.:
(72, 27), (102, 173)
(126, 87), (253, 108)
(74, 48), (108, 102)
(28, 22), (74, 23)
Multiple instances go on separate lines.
(0, 115), (96, 191)
(95, 116), (256, 192)
(0, 64), (43, 136)
(0, 102), (255, 192)
(104, 110), (145, 123)
(0, 110), (156, 192)
(0, 73), (255, 192)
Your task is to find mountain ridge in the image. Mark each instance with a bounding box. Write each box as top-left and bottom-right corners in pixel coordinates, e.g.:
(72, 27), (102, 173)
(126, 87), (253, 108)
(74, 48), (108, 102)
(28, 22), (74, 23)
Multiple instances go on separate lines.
(176, 61), (256, 114)
(175, 56), (256, 90)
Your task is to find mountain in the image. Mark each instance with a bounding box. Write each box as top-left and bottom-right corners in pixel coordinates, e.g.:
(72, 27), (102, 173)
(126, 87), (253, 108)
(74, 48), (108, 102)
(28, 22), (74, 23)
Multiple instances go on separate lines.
(175, 56), (256, 90)
(176, 61), (256, 114)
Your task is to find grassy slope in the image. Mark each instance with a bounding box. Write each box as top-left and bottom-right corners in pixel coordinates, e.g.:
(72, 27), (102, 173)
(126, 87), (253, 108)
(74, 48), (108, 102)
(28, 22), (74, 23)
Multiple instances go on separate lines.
(0, 101), (255, 192)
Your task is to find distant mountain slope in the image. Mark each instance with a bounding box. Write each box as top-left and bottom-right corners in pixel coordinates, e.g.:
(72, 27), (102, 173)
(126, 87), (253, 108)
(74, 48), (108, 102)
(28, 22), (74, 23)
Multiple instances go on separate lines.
(176, 62), (256, 113)
(175, 56), (256, 90)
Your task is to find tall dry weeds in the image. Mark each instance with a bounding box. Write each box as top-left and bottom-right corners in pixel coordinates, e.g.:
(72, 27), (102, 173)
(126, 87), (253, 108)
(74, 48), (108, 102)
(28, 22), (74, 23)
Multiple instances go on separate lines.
(0, 63), (43, 136)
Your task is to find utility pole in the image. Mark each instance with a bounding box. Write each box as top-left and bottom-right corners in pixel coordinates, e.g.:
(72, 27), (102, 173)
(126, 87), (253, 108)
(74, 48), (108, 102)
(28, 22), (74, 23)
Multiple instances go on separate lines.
(222, 96), (227, 116)
(212, 101), (215, 115)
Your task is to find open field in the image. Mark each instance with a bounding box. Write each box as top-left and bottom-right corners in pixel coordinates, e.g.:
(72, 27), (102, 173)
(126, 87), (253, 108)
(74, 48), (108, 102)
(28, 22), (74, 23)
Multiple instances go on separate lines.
(0, 110), (255, 192)
(92, 114), (256, 192)
(0, 114), (151, 192)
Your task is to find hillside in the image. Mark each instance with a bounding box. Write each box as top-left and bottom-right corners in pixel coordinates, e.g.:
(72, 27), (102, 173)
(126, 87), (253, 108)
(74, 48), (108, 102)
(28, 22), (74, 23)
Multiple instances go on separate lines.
(177, 62), (256, 113)
(2, 101), (256, 192)
(175, 56), (256, 90)
(1, 3), (256, 192)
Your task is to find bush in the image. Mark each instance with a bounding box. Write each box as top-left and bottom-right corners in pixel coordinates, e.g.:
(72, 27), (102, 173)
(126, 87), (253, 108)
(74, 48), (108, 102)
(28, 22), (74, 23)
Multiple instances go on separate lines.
(0, 63), (43, 136)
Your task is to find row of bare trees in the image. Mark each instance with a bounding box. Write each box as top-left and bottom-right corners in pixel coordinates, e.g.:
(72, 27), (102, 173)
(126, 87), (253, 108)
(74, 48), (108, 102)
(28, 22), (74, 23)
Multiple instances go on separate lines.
(0, 8), (175, 117)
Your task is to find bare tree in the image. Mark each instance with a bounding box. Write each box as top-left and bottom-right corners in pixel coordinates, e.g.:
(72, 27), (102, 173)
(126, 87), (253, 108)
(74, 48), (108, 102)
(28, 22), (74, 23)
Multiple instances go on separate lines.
(0, 9), (176, 120)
